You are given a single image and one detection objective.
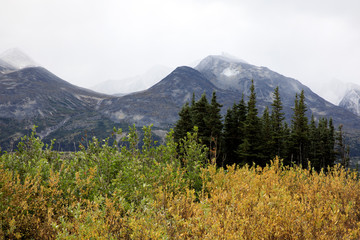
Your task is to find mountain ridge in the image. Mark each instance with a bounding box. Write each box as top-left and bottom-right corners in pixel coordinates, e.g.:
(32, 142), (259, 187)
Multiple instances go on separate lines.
(1, 52), (360, 158)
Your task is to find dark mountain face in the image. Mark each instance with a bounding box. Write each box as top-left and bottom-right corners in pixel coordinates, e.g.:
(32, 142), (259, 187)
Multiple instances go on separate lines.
(0, 67), (116, 150)
(0, 67), (110, 119)
(98, 66), (221, 127)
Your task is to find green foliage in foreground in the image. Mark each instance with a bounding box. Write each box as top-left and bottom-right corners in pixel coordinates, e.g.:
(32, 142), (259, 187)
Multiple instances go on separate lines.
(1, 126), (360, 239)
(0, 125), (208, 239)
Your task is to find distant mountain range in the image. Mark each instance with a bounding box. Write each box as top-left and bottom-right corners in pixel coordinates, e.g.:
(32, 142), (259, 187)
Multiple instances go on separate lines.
(95, 55), (360, 131)
(1, 49), (360, 161)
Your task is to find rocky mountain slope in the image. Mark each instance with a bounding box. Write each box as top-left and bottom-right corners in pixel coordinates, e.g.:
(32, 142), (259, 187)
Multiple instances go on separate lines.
(0, 54), (118, 150)
(1, 50), (360, 157)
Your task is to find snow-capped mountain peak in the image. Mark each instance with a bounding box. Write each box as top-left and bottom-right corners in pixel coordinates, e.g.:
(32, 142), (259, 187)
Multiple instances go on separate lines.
(339, 83), (360, 116)
(0, 48), (39, 69)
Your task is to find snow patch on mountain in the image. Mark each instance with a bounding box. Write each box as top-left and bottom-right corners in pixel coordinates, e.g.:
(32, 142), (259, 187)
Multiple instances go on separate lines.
(222, 67), (240, 77)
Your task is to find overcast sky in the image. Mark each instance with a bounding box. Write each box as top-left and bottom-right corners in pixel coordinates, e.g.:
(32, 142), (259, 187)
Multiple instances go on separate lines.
(1, 0), (359, 104)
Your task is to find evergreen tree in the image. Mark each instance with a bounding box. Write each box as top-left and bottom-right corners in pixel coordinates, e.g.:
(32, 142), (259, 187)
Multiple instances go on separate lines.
(237, 95), (248, 137)
(208, 92), (223, 142)
(308, 115), (321, 170)
(174, 102), (193, 143)
(270, 86), (285, 158)
(208, 91), (223, 161)
(318, 118), (328, 169)
(223, 96), (247, 167)
(192, 92), (211, 146)
(282, 121), (291, 165)
(237, 80), (262, 166)
(223, 95), (247, 167)
(327, 118), (336, 167)
(290, 90), (309, 167)
(308, 116), (336, 171)
(236, 95), (248, 161)
(336, 124), (350, 168)
(261, 106), (273, 161)
(223, 105), (237, 166)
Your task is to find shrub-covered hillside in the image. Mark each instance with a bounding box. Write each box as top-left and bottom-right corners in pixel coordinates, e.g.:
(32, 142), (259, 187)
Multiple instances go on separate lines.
(1, 126), (360, 239)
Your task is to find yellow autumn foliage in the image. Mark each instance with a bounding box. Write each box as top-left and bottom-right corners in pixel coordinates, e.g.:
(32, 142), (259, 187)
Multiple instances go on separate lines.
(129, 158), (360, 239)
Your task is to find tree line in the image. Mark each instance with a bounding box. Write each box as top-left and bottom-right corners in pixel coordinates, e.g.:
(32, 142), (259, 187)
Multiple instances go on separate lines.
(174, 80), (350, 171)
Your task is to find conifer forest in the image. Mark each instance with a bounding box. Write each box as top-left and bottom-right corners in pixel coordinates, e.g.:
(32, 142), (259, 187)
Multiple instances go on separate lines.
(174, 81), (350, 171)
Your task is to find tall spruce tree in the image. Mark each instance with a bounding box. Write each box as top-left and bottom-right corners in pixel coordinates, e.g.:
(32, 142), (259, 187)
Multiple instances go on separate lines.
(308, 115), (321, 170)
(290, 90), (309, 167)
(327, 118), (336, 167)
(308, 117), (336, 171)
(237, 95), (247, 138)
(318, 118), (329, 169)
(237, 80), (262, 166)
(192, 92), (211, 146)
(282, 121), (291, 164)
(208, 92), (223, 143)
(223, 104), (237, 166)
(261, 106), (273, 162)
(223, 95), (247, 167)
(174, 102), (193, 143)
(270, 86), (285, 158)
(208, 91), (223, 161)
(336, 124), (350, 168)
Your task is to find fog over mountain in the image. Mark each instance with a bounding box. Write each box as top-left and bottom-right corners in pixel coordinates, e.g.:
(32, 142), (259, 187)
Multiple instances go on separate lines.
(91, 65), (172, 95)
(0, 48), (38, 70)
